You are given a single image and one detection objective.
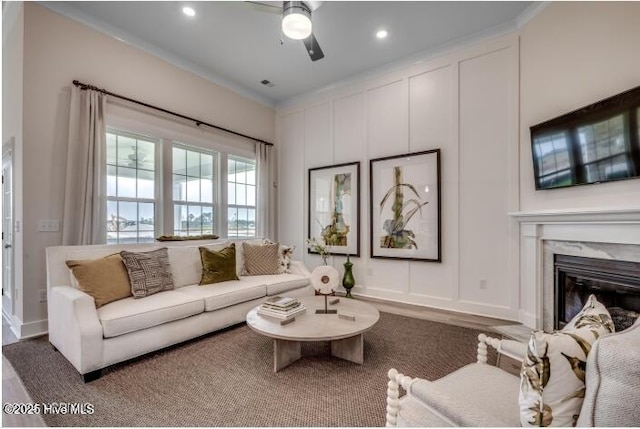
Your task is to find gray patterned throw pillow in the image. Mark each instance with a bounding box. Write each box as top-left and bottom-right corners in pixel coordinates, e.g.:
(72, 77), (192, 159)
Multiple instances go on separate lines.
(120, 248), (175, 298)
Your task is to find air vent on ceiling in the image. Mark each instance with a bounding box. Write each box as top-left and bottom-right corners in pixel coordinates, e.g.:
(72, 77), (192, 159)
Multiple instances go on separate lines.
(261, 79), (275, 88)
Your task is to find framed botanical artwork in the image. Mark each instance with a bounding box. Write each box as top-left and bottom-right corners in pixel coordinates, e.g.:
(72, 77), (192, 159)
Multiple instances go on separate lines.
(308, 161), (360, 257)
(370, 149), (441, 262)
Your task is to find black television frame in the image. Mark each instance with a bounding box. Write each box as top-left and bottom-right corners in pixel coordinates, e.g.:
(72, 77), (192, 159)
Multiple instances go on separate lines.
(530, 85), (640, 190)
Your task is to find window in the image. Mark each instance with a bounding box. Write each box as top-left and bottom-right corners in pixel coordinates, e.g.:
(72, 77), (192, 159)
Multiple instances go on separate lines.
(105, 127), (258, 242)
(172, 145), (216, 236)
(106, 129), (158, 244)
(227, 156), (256, 238)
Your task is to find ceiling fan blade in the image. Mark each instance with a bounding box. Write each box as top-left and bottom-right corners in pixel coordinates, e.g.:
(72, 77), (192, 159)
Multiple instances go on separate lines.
(302, 32), (325, 61)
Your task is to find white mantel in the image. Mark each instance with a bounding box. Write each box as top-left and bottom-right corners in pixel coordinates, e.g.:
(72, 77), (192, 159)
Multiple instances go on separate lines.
(509, 207), (640, 223)
(509, 207), (640, 330)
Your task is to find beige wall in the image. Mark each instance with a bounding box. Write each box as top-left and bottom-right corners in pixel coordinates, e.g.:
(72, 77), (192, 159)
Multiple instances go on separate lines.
(20, 3), (275, 332)
(520, 2), (640, 211)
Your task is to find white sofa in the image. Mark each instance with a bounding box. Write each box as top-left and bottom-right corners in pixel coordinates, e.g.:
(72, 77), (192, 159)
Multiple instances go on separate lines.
(46, 239), (314, 381)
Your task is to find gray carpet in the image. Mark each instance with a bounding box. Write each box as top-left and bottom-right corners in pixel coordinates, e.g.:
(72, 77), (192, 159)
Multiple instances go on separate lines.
(3, 312), (496, 427)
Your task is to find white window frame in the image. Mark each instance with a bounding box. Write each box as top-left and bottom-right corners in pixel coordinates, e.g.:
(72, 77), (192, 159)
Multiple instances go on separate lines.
(227, 155), (258, 238)
(170, 142), (219, 237)
(106, 104), (257, 241)
(106, 127), (162, 244)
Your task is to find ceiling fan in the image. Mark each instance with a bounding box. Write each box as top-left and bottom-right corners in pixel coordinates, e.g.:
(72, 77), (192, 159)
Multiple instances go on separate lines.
(245, 1), (325, 61)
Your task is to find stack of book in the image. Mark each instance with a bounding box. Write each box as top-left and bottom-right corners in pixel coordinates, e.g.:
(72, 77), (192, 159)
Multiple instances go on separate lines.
(258, 296), (306, 320)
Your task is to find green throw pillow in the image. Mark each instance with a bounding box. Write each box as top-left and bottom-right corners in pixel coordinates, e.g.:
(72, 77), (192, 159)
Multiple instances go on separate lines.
(199, 244), (239, 285)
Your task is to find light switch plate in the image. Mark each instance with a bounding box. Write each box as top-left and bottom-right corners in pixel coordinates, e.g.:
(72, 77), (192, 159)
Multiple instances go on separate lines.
(37, 219), (60, 232)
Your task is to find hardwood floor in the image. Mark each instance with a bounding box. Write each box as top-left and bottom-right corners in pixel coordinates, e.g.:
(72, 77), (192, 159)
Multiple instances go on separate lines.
(1, 299), (526, 427)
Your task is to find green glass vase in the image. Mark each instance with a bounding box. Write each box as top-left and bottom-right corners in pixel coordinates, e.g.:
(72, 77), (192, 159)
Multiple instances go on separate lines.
(342, 255), (355, 298)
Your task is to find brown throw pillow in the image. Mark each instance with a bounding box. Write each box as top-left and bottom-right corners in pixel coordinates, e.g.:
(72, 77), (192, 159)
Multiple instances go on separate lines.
(120, 248), (174, 298)
(65, 254), (132, 308)
(199, 244), (239, 285)
(242, 242), (280, 275)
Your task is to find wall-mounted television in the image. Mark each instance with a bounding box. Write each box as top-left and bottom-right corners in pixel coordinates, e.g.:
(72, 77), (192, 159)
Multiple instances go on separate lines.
(530, 85), (640, 190)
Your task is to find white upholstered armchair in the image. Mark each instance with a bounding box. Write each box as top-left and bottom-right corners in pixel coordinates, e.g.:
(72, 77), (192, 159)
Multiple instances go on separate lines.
(386, 319), (640, 427)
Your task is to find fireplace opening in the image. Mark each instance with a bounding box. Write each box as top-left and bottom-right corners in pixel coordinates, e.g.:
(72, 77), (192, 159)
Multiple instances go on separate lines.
(554, 254), (640, 330)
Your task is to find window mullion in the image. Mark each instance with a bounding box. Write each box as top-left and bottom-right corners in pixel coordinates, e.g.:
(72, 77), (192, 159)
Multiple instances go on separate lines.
(219, 152), (228, 238)
(161, 138), (172, 236)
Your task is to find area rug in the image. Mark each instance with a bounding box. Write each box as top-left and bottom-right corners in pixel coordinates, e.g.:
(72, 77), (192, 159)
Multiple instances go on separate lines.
(3, 312), (496, 427)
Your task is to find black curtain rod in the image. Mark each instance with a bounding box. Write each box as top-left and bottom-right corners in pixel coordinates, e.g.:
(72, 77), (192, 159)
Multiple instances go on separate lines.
(72, 80), (274, 147)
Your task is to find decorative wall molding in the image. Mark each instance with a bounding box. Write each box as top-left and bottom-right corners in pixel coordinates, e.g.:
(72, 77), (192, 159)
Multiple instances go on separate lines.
(278, 33), (521, 323)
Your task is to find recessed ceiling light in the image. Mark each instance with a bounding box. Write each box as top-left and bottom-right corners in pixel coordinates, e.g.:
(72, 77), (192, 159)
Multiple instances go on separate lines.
(376, 29), (388, 39)
(182, 6), (196, 17)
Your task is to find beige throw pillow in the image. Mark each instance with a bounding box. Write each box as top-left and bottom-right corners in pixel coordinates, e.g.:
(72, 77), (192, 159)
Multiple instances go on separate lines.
(120, 248), (175, 298)
(242, 242), (280, 275)
(66, 254), (132, 308)
(519, 295), (614, 427)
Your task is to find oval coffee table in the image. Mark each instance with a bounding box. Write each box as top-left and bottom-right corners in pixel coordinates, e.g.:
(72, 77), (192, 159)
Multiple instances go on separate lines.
(246, 296), (380, 372)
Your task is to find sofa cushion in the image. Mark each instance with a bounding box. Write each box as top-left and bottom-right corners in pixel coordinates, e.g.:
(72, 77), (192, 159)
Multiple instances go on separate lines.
(66, 254), (132, 308)
(167, 242), (229, 288)
(410, 363), (521, 427)
(519, 295), (614, 427)
(238, 274), (310, 296)
(97, 290), (204, 338)
(199, 244), (239, 285)
(178, 279), (266, 312)
(120, 248), (175, 298)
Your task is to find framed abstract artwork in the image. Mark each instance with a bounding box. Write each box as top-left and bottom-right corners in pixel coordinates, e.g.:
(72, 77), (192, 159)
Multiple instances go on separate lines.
(370, 149), (441, 262)
(308, 161), (360, 257)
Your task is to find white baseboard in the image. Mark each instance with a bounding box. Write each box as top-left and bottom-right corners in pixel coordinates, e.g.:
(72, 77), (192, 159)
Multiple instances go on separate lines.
(518, 310), (538, 330)
(354, 288), (520, 323)
(6, 316), (48, 340)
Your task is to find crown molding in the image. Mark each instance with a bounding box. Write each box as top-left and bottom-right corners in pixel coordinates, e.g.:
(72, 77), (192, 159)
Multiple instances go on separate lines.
(2, 1), (23, 42)
(515, 1), (550, 29)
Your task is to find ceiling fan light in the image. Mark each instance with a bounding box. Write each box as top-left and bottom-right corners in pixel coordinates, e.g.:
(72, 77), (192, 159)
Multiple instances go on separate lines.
(282, 2), (312, 40)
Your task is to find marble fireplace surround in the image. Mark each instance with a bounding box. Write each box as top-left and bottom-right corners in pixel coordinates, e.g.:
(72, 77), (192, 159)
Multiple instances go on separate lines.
(509, 207), (640, 331)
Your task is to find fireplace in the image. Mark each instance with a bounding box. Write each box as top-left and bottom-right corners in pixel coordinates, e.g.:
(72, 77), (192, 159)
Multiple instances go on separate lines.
(554, 254), (640, 329)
